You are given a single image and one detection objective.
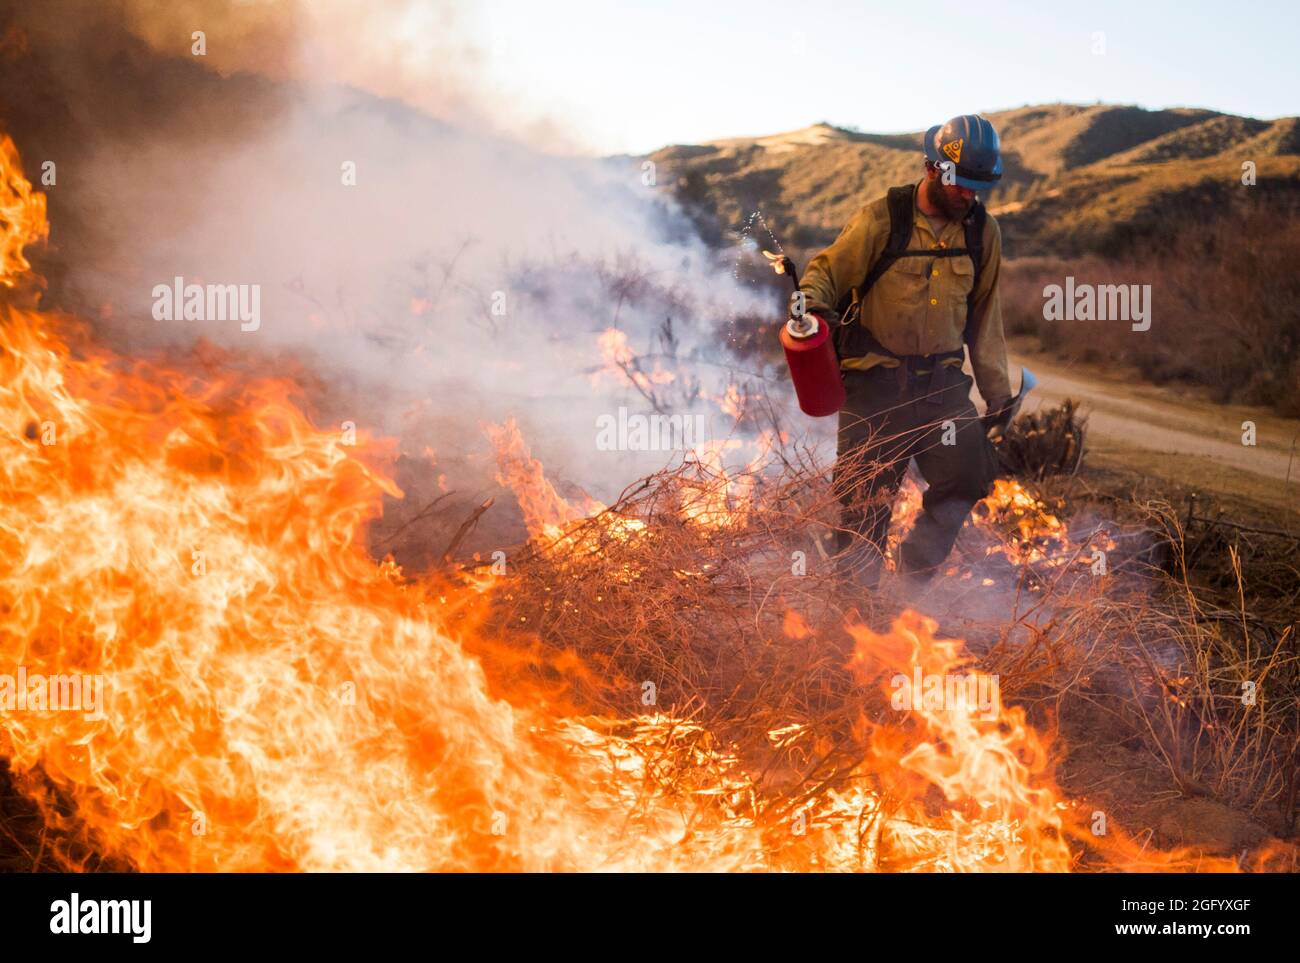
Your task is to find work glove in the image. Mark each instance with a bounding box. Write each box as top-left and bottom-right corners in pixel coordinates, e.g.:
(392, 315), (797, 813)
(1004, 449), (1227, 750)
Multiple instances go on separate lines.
(981, 397), (1016, 439)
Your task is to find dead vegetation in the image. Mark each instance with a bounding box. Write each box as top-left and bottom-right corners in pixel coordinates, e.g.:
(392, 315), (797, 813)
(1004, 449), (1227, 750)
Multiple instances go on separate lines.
(3, 393), (1295, 870)
(462, 417), (1299, 865)
(1001, 197), (1300, 416)
(995, 399), (1086, 479)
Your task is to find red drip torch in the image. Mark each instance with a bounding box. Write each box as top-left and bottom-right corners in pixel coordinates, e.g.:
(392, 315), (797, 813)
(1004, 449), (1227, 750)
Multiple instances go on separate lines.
(765, 250), (845, 418)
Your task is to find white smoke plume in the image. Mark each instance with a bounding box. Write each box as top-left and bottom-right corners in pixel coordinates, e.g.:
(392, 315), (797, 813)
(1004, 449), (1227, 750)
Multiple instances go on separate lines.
(2, 0), (801, 555)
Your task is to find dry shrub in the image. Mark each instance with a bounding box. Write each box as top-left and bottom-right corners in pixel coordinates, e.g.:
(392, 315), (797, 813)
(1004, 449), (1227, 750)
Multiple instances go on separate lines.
(482, 457), (872, 760)
(1001, 196), (1300, 415)
(1110, 504), (1298, 830)
(996, 400), (1087, 479)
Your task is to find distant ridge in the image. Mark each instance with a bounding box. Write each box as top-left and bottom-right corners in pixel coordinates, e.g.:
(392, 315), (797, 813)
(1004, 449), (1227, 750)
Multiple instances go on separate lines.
(647, 103), (1300, 257)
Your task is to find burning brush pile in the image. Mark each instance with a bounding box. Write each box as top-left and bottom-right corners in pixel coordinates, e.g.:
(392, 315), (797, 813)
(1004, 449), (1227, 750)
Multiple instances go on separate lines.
(1, 136), (1295, 873)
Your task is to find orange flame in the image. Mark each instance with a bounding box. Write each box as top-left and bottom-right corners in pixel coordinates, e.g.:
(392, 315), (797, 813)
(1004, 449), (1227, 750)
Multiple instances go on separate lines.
(847, 611), (1073, 871)
(0, 132), (1266, 874)
(0, 136), (48, 288)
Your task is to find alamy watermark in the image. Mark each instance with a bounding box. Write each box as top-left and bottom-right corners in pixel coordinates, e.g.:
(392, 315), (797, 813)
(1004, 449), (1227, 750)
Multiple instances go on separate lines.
(50, 893), (151, 943)
(0, 667), (106, 720)
(152, 276), (261, 332)
(596, 407), (707, 452)
(1042, 277), (1151, 331)
(890, 668), (1000, 721)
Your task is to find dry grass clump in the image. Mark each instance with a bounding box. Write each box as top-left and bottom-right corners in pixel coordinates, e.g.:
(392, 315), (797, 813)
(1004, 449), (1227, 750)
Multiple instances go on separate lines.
(1129, 504), (1299, 830)
(480, 457), (874, 769)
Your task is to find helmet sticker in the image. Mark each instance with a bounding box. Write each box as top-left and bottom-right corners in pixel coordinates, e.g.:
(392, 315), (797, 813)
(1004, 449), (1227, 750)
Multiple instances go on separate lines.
(943, 138), (963, 164)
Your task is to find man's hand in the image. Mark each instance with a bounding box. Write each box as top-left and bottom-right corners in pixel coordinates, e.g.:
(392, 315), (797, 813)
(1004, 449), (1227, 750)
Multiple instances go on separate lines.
(981, 397), (1016, 438)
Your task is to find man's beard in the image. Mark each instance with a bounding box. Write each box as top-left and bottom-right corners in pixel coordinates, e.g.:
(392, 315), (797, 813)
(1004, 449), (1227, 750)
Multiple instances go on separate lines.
(925, 177), (972, 219)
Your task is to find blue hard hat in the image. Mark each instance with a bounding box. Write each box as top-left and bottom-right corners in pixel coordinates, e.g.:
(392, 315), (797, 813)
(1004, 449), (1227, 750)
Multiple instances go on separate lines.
(923, 114), (1003, 191)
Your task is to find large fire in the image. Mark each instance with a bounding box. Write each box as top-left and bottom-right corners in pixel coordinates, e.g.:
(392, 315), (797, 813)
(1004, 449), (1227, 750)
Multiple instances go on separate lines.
(0, 135), (1256, 873)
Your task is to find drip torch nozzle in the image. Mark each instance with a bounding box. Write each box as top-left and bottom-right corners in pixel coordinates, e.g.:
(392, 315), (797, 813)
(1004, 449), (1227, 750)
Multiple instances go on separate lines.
(765, 249), (815, 337)
(762, 249), (799, 287)
(785, 314), (817, 339)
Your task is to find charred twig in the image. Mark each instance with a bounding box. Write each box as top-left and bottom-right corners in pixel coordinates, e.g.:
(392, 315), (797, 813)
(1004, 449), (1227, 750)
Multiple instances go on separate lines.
(374, 491), (456, 549)
(440, 497), (496, 563)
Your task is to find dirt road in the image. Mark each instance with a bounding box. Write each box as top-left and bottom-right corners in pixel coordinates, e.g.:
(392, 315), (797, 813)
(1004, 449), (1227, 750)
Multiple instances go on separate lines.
(1002, 346), (1300, 519)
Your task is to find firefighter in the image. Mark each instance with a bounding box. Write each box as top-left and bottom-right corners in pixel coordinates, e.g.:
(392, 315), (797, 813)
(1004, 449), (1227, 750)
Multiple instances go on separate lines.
(796, 114), (1014, 589)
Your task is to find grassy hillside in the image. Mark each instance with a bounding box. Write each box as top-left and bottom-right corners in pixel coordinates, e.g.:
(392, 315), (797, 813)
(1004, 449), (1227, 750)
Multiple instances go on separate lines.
(650, 103), (1300, 258)
(654, 104), (1300, 413)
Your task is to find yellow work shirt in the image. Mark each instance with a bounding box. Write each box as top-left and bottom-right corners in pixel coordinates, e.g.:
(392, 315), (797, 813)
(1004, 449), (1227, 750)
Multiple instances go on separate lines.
(798, 181), (1013, 407)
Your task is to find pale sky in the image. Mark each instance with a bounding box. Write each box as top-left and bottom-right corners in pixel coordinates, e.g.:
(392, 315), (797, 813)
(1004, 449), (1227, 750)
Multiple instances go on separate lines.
(463, 0), (1299, 154)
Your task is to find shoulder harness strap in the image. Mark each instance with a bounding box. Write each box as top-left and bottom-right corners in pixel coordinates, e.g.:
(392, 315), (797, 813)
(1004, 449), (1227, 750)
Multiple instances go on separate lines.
(858, 185), (918, 304)
(832, 186), (988, 361)
(831, 186), (914, 359)
(961, 200), (987, 335)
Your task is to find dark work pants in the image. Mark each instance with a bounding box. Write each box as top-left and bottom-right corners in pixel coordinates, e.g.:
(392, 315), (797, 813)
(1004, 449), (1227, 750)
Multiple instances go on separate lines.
(832, 362), (998, 585)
